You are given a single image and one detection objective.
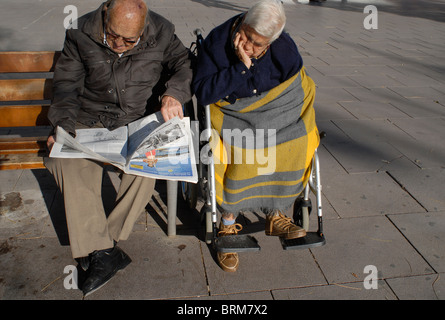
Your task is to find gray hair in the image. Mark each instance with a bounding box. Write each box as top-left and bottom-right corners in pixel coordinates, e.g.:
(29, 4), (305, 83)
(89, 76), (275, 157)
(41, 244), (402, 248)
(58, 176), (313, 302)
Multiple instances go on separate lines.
(243, 0), (286, 43)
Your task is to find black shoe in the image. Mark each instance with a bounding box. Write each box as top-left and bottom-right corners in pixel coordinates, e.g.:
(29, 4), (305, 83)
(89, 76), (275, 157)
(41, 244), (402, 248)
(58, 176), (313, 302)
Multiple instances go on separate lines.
(75, 256), (90, 271)
(81, 246), (131, 297)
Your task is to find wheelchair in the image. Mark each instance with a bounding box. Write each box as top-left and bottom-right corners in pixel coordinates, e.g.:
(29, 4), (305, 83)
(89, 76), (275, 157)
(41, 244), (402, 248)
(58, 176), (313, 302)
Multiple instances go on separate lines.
(180, 29), (326, 253)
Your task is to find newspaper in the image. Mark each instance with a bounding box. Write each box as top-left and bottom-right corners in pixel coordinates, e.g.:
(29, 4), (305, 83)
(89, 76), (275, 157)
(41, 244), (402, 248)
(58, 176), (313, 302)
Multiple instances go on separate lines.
(50, 112), (198, 183)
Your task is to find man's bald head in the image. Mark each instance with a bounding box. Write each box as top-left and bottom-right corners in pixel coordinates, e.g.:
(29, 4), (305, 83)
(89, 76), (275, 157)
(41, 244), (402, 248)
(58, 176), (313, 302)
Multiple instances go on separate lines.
(106, 0), (148, 32)
(104, 0), (148, 53)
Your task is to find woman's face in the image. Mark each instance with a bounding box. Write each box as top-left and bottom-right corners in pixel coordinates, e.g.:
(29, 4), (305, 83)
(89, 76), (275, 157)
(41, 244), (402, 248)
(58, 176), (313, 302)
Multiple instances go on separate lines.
(238, 24), (270, 59)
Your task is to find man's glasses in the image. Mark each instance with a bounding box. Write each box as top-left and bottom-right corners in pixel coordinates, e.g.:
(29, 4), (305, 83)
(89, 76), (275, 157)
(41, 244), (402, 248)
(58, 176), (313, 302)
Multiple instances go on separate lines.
(105, 27), (140, 47)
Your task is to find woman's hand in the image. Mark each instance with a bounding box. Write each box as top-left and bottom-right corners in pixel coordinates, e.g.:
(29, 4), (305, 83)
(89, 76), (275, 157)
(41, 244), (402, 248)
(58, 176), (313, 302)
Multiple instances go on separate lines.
(233, 32), (252, 69)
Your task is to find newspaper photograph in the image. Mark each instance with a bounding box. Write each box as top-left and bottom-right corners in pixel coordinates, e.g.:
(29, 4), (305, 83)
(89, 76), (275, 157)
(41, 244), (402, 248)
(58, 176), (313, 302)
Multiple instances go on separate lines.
(127, 118), (195, 180)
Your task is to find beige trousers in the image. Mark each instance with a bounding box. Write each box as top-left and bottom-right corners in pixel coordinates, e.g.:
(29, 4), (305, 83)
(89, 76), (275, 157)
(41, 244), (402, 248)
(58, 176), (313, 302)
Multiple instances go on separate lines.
(44, 156), (155, 258)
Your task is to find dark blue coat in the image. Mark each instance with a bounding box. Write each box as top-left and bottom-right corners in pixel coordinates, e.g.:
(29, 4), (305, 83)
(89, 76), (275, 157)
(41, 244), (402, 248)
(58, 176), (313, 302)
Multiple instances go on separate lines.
(192, 14), (303, 105)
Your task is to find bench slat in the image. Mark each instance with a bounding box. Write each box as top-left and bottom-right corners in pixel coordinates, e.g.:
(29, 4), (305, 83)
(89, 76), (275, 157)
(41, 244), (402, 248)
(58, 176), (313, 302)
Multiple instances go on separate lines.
(0, 153), (46, 170)
(0, 139), (46, 154)
(0, 105), (50, 127)
(0, 51), (61, 73)
(0, 79), (53, 101)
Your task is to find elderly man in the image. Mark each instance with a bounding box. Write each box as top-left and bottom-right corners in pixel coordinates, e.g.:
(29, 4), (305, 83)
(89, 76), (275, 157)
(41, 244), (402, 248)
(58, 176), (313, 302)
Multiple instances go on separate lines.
(45, 0), (192, 295)
(193, 0), (319, 272)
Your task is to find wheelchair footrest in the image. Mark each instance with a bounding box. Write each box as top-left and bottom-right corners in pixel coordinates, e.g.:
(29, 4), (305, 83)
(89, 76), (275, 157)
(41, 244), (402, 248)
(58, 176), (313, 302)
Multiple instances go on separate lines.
(215, 235), (261, 253)
(280, 232), (326, 250)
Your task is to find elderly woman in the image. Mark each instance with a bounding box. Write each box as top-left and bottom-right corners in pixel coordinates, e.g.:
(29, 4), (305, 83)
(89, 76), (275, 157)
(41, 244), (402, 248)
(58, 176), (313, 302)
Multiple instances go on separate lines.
(193, 0), (319, 272)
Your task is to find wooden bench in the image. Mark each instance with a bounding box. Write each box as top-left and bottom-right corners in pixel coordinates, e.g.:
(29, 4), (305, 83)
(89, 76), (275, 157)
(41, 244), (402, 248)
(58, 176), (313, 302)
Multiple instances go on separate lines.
(0, 51), (60, 169)
(0, 51), (179, 236)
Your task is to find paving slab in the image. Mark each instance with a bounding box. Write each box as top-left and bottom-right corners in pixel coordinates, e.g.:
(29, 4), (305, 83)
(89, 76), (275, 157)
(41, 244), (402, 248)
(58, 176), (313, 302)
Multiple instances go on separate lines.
(0, 189), (54, 230)
(388, 86), (445, 101)
(376, 153), (419, 172)
(313, 101), (357, 121)
(387, 168), (445, 212)
(316, 143), (348, 177)
(14, 168), (58, 192)
(311, 86), (359, 103)
(387, 118), (445, 169)
(388, 99), (445, 118)
(337, 101), (410, 120)
(342, 65), (405, 80)
(314, 55), (366, 67)
(84, 230), (209, 300)
(311, 75), (361, 89)
(343, 87), (408, 104)
(0, 170), (24, 193)
(388, 212), (445, 273)
(272, 280), (397, 300)
(311, 216), (434, 284)
(0, 236), (80, 300)
(322, 171), (425, 218)
(387, 69), (444, 88)
(0, 189), (58, 241)
(348, 73), (406, 88)
(325, 118), (425, 173)
(323, 139), (402, 174)
(312, 65), (365, 77)
(315, 120), (406, 174)
(386, 274), (445, 300)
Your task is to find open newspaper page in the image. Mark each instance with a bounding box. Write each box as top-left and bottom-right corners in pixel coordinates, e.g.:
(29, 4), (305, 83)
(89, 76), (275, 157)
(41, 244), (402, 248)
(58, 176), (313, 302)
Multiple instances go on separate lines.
(126, 113), (198, 183)
(49, 125), (127, 170)
(50, 112), (198, 182)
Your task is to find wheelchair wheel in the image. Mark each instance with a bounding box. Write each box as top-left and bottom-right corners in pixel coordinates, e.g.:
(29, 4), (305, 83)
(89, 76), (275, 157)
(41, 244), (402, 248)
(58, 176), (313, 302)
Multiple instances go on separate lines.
(180, 181), (198, 209)
(293, 197), (311, 231)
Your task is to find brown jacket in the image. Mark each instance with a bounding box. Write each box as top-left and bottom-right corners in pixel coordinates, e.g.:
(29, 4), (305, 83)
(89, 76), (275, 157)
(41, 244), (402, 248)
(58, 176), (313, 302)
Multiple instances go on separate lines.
(48, 1), (193, 136)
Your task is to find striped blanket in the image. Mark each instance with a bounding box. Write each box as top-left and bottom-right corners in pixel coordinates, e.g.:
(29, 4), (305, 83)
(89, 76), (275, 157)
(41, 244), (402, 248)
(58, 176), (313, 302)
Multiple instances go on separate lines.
(210, 67), (319, 213)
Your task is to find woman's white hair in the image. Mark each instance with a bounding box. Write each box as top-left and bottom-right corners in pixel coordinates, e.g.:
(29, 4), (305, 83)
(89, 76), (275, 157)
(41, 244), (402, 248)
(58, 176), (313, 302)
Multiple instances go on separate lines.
(243, 0), (286, 43)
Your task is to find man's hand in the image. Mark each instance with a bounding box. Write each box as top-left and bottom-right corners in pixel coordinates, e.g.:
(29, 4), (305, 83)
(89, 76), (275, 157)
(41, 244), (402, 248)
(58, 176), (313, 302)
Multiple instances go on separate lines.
(47, 135), (56, 151)
(160, 95), (183, 122)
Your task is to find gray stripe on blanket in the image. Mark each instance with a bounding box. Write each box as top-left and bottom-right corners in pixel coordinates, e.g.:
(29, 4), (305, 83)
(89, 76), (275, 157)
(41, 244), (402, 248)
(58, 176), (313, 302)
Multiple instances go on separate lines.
(217, 72), (307, 149)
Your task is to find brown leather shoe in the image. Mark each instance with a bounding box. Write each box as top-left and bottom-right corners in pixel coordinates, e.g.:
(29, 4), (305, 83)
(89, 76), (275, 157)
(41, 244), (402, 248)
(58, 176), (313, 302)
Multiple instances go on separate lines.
(265, 211), (306, 239)
(217, 222), (243, 272)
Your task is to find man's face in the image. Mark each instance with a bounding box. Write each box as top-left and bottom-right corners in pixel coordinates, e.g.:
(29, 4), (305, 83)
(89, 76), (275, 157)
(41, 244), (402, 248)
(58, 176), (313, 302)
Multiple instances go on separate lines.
(104, 13), (144, 54)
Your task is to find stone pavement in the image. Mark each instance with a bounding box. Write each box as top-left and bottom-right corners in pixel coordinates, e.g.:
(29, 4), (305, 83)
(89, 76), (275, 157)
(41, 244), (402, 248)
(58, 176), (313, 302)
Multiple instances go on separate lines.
(1, 0), (445, 302)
